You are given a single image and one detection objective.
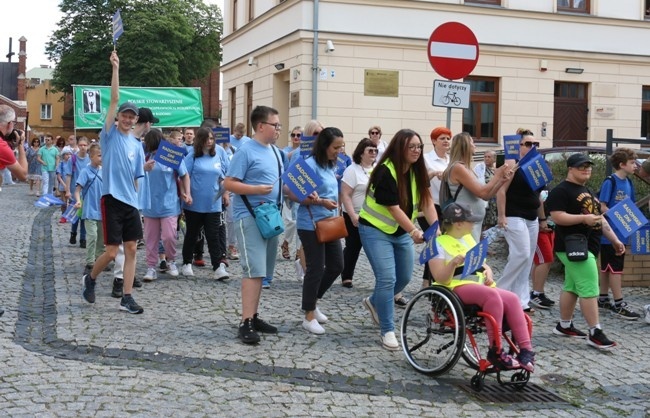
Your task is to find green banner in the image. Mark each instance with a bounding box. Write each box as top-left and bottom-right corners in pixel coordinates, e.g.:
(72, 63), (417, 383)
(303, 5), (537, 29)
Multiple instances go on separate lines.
(73, 85), (204, 129)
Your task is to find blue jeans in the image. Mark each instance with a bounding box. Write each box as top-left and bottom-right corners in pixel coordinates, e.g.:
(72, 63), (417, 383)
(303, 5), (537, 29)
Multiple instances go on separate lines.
(359, 223), (414, 335)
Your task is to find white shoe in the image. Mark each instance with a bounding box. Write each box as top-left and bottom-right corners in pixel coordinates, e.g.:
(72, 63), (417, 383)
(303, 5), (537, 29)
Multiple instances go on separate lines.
(167, 262), (179, 277)
(314, 307), (328, 324)
(181, 263), (194, 277)
(143, 267), (157, 282)
(381, 331), (400, 351)
(213, 262), (229, 280)
(294, 260), (304, 282)
(302, 318), (325, 335)
(644, 304), (650, 324)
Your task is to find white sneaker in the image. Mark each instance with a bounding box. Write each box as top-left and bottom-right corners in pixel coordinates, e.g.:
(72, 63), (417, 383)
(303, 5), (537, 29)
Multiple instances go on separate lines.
(181, 263), (194, 277)
(213, 262), (229, 280)
(294, 260), (304, 282)
(302, 318), (325, 335)
(167, 262), (179, 277)
(644, 304), (650, 324)
(143, 267), (157, 282)
(381, 331), (400, 351)
(314, 307), (328, 324)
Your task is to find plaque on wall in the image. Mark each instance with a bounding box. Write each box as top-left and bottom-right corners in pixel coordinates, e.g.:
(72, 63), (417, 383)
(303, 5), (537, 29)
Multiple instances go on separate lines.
(291, 91), (299, 108)
(364, 70), (399, 97)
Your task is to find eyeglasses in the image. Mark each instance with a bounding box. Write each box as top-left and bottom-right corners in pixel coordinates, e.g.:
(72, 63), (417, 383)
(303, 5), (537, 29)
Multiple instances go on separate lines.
(261, 121), (282, 131)
(366, 148), (378, 154)
(369, 131), (380, 135)
(290, 133), (301, 138)
(408, 144), (424, 152)
(520, 141), (540, 148)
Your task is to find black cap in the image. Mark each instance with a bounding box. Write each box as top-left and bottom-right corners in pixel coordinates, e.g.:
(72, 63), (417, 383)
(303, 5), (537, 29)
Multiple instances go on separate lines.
(137, 107), (159, 124)
(442, 202), (483, 223)
(567, 153), (594, 168)
(117, 101), (139, 115)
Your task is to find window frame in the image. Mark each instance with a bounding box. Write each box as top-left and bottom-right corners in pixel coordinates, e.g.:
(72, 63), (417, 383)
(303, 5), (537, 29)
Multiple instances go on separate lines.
(465, 0), (501, 5)
(462, 76), (500, 144)
(557, 0), (590, 13)
(40, 103), (52, 120)
(642, 86), (650, 139)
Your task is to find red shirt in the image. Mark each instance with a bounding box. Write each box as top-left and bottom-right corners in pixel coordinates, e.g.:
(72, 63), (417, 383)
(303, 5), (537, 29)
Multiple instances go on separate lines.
(0, 139), (16, 169)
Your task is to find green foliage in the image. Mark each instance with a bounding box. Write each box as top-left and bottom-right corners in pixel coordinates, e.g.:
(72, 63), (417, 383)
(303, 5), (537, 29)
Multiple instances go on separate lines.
(46, 0), (222, 94)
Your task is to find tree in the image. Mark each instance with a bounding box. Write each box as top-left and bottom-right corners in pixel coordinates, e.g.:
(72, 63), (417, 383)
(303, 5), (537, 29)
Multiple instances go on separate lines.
(46, 0), (222, 94)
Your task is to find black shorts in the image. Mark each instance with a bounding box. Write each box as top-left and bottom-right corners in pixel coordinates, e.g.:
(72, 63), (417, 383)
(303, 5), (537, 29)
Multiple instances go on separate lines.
(599, 244), (624, 273)
(101, 194), (143, 245)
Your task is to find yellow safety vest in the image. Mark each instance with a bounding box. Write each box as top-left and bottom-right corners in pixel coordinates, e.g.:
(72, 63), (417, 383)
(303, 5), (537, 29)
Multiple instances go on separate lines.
(359, 159), (419, 234)
(436, 234), (491, 289)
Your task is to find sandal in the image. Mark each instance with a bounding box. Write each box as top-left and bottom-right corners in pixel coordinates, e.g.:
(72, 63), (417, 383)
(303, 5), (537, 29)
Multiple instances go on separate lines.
(342, 280), (353, 288)
(281, 241), (290, 260)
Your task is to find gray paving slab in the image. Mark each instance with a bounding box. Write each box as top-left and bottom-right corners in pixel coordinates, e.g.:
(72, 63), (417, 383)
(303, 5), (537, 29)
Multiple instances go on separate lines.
(1, 182), (649, 416)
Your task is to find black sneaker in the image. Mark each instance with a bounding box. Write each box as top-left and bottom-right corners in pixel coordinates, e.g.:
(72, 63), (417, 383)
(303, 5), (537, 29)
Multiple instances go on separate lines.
(111, 278), (123, 298)
(610, 302), (641, 320)
(79, 239), (86, 249)
(253, 313), (278, 334)
(159, 259), (169, 272)
(553, 322), (587, 339)
(70, 233), (77, 245)
(598, 299), (613, 310)
(119, 295), (144, 314)
(82, 274), (96, 303)
(133, 276), (143, 288)
(529, 292), (553, 309)
(587, 328), (616, 349)
(238, 318), (260, 344)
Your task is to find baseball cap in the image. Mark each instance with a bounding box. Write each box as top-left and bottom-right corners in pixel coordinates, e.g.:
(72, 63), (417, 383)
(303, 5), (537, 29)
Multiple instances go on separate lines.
(566, 153), (594, 168)
(137, 107), (159, 124)
(117, 101), (139, 115)
(442, 202), (483, 223)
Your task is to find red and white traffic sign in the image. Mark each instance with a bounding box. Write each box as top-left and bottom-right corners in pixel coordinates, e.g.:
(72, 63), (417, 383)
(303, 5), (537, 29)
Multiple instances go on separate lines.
(427, 22), (479, 80)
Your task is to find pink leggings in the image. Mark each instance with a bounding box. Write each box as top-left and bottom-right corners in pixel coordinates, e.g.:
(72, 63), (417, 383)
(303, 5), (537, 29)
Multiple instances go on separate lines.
(453, 284), (532, 351)
(143, 216), (178, 268)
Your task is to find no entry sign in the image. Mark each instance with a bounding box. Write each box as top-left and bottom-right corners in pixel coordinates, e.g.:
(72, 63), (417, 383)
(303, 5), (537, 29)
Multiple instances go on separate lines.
(427, 22), (479, 80)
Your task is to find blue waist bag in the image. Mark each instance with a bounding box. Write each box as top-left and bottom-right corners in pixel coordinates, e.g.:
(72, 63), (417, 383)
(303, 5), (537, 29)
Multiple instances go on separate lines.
(253, 202), (285, 239)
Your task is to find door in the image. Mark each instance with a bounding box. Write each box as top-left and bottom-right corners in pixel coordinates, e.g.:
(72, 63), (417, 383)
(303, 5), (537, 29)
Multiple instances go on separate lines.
(553, 82), (588, 147)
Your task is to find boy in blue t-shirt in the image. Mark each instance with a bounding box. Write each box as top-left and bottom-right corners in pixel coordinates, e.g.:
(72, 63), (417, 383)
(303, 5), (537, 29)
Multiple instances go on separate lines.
(56, 149), (73, 223)
(74, 143), (103, 273)
(598, 147), (640, 320)
(81, 51), (146, 314)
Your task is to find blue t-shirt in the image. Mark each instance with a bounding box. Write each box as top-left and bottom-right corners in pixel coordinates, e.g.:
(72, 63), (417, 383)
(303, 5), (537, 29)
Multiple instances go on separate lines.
(227, 140), (284, 221)
(230, 134), (251, 151)
(296, 156), (339, 231)
(182, 147), (229, 213)
(68, 153), (91, 190)
(599, 174), (635, 244)
(76, 165), (103, 221)
(99, 125), (145, 208)
(142, 159), (188, 218)
(57, 160), (72, 191)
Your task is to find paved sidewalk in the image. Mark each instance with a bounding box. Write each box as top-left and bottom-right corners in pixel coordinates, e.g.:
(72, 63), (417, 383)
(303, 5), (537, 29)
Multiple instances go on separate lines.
(1, 183), (649, 417)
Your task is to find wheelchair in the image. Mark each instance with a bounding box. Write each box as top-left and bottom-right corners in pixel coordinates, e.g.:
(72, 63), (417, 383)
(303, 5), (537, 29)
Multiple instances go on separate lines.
(400, 285), (533, 392)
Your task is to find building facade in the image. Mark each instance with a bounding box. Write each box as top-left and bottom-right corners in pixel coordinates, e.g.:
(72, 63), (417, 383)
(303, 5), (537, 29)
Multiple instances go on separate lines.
(221, 0), (650, 151)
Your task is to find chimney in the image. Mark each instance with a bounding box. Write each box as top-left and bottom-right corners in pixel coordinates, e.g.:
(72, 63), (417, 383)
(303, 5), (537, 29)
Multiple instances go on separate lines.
(17, 36), (27, 101)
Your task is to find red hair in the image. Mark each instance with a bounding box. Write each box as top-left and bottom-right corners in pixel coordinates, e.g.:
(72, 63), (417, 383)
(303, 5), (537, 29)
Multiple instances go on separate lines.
(430, 127), (452, 142)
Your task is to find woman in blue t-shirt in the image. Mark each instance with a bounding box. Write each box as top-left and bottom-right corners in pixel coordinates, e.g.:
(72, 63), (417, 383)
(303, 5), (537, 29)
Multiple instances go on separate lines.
(289, 127), (345, 335)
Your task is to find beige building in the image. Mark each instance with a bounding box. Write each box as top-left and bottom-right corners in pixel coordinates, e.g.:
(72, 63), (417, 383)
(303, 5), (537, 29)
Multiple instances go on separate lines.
(221, 0), (650, 151)
(25, 66), (66, 139)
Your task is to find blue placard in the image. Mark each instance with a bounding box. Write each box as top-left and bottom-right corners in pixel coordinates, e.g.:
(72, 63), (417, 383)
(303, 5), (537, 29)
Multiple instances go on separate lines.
(153, 140), (185, 171)
(281, 159), (320, 202)
(419, 233), (439, 265)
(461, 238), (489, 278)
(34, 193), (65, 208)
(300, 135), (316, 158)
(503, 135), (521, 160)
(518, 149), (552, 191)
(630, 225), (650, 254)
(63, 202), (79, 224)
(423, 220), (439, 241)
(213, 127), (230, 144)
(604, 197), (649, 241)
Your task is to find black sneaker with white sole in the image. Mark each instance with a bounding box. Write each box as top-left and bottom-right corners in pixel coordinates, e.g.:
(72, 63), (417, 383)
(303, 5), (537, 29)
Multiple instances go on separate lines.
(119, 295), (144, 314)
(529, 292), (553, 309)
(610, 302), (640, 320)
(587, 328), (616, 349)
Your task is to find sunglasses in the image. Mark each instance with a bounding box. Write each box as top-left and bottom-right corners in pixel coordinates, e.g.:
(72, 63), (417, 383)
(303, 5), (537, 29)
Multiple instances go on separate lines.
(520, 141), (540, 148)
(366, 148), (378, 154)
(370, 131), (380, 135)
(290, 133), (301, 138)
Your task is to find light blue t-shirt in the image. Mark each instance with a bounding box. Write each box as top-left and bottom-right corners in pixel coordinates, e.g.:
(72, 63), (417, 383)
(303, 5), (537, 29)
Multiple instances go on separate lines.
(99, 124), (145, 208)
(182, 147), (229, 213)
(68, 153), (90, 189)
(142, 159), (188, 218)
(57, 159), (72, 191)
(296, 156), (339, 231)
(227, 140), (284, 221)
(599, 174), (635, 244)
(230, 134), (251, 151)
(76, 165), (103, 221)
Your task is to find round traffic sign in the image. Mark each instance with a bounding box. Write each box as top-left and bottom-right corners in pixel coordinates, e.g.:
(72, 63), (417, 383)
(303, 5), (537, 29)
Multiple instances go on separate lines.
(427, 22), (479, 80)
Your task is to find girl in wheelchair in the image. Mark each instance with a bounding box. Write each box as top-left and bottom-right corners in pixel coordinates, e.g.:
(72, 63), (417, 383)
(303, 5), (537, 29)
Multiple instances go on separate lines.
(428, 202), (535, 372)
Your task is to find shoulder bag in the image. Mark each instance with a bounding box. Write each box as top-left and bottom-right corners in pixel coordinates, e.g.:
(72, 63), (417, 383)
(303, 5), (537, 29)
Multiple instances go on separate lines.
(307, 206), (348, 243)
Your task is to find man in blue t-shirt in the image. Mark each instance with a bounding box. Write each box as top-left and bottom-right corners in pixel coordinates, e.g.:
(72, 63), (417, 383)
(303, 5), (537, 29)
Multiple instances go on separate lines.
(81, 50), (146, 314)
(229, 122), (251, 151)
(225, 106), (284, 344)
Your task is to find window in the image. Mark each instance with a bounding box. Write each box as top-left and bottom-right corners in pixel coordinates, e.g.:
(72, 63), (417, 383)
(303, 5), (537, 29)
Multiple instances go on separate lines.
(462, 77), (499, 143)
(245, 82), (253, 136)
(465, 0), (501, 5)
(229, 87), (236, 131)
(233, 0), (238, 31)
(646, 0), (650, 19)
(40, 104), (52, 120)
(642, 87), (650, 139)
(557, 0), (590, 13)
(248, 0), (254, 22)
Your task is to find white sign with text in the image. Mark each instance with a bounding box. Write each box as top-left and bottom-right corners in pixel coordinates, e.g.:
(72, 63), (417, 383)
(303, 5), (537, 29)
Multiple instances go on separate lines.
(432, 80), (471, 109)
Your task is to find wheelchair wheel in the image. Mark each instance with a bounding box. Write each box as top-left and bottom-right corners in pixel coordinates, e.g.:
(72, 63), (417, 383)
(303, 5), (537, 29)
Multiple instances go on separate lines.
(461, 315), (490, 370)
(400, 286), (466, 376)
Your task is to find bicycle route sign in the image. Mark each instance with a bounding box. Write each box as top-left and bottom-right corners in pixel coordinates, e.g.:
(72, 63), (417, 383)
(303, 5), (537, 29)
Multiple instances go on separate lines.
(427, 22), (479, 80)
(432, 80), (470, 109)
